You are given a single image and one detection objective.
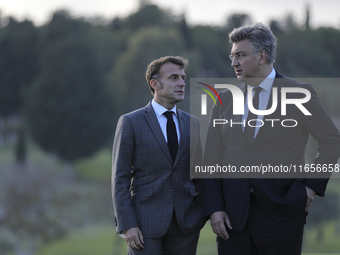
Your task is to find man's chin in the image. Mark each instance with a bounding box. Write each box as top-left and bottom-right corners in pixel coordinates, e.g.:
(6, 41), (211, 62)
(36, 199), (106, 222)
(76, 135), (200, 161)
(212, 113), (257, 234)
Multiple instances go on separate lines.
(237, 76), (246, 82)
(175, 96), (185, 103)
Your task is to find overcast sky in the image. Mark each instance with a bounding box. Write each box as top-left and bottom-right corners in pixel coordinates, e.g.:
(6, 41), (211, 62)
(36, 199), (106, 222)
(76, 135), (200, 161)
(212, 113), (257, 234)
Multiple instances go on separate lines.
(0, 0), (339, 28)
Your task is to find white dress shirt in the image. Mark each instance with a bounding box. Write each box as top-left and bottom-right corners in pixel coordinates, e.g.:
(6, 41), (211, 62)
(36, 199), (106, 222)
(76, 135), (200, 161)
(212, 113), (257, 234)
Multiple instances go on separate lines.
(241, 68), (276, 137)
(151, 100), (180, 143)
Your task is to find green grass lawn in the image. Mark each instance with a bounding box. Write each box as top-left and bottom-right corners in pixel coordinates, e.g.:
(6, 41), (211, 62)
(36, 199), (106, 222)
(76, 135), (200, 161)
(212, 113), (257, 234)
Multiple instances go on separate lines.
(38, 224), (118, 255)
(36, 222), (340, 255)
(75, 149), (112, 181)
(2, 143), (340, 255)
(303, 221), (340, 254)
(37, 224), (217, 255)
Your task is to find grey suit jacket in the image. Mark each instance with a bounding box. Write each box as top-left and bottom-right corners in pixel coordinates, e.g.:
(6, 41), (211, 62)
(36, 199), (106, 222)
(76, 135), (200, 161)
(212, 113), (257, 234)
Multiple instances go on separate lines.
(112, 101), (205, 238)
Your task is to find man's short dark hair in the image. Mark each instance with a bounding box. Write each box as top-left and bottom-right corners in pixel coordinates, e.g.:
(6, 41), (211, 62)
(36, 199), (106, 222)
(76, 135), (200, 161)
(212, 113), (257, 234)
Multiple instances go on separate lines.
(229, 23), (277, 64)
(146, 56), (188, 95)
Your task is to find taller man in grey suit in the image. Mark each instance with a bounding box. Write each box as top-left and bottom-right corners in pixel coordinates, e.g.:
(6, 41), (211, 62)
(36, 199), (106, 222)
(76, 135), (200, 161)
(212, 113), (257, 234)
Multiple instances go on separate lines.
(112, 56), (205, 255)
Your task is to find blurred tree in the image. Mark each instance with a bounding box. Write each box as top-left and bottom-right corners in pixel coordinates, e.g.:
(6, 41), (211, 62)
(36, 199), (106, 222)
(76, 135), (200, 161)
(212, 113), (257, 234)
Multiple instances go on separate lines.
(0, 17), (40, 118)
(0, 159), (112, 255)
(178, 15), (192, 48)
(0, 234), (13, 255)
(226, 14), (252, 32)
(108, 26), (186, 114)
(109, 17), (123, 30)
(0, 10), (3, 28)
(25, 11), (114, 161)
(0, 160), (84, 255)
(305, 4), (311, 30)
(306, 191), (340, 242)
(275, 27), (340, 77)
(191, 25), (232, 77)
(15, 125), (27, 166)
(42, 10), (85, 42)
(139, 0), (151, 8)
(269, 20), (284, 35)
(124, 4), (172, 31)
(282, 13), (298, 32)
(86, 24), (126, 75)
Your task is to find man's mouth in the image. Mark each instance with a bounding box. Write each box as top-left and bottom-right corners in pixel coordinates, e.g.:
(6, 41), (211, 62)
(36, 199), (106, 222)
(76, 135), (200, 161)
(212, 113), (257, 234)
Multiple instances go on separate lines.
(235, 69), (242, 75)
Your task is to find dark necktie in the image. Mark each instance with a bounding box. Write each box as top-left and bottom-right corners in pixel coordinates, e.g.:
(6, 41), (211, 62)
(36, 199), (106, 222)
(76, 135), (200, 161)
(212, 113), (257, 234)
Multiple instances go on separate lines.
(163, 111), (178, 162)
(244, 86), (262, 146)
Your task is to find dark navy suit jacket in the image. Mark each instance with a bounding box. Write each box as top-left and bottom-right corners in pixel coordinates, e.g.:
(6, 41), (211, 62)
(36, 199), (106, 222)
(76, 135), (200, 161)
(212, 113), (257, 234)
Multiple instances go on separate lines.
(202, 73), (340, 231)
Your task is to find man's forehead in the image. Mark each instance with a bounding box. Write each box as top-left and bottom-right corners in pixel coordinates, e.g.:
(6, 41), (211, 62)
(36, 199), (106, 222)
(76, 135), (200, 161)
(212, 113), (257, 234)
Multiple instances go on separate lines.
(160, 62), (185, 76)
(231, 39), (252, 53)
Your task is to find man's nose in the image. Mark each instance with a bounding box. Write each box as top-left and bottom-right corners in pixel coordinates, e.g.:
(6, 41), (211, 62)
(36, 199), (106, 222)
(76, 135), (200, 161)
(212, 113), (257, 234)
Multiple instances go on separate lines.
(179, 77), (186, 86)
(231, 58), (239, 67)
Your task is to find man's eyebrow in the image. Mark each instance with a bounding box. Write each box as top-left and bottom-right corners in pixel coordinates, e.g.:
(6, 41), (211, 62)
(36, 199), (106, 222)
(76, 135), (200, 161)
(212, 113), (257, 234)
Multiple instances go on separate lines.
(231, 50), (246, 55)
(169, 73), (184, 77)
(168, 73), (186, 79)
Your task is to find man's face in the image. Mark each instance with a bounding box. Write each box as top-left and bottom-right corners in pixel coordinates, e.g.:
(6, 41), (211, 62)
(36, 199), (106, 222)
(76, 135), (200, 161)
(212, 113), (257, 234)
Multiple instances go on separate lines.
(155, 62), (186, 106)
(230, 39), (261, 81)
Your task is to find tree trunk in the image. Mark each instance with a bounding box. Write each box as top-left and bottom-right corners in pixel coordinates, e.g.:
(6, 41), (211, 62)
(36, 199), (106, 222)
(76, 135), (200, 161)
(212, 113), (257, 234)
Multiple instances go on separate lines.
(316, 224), (324, 243)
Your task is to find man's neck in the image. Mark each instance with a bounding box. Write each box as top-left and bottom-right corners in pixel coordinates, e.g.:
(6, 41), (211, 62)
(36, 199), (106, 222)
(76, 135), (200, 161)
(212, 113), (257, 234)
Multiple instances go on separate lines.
(247, 65), (274, 86)
(153, 98), (176, 111)
(153, 96), (176, 110)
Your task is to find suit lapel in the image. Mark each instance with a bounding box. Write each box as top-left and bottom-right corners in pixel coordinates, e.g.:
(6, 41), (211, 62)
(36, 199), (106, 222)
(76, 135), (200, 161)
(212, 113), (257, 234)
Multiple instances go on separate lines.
(143, 102), (173, 164)
(252, 72), (287, 146)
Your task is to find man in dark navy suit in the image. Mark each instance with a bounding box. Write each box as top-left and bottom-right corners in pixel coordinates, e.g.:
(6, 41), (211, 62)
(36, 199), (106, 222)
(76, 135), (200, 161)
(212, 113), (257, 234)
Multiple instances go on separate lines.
(203, 23), (340, 255)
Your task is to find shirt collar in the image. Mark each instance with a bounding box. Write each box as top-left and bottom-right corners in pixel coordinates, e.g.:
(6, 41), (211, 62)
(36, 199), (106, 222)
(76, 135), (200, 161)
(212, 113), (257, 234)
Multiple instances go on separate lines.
(151, 100), (177, 117)
(247, 68), (276, 93)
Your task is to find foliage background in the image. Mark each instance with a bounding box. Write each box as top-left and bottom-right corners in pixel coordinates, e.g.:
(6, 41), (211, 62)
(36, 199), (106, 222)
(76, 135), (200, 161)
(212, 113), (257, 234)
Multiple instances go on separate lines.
(0, 2), (340, 255)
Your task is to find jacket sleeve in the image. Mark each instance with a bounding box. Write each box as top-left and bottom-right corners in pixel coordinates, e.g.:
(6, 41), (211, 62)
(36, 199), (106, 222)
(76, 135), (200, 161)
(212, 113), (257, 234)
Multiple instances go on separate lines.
(301, 83), (340, 196)
(190, 116), (204, 206)
(202, 95), (227, 217)
(112, 115), (138, 234)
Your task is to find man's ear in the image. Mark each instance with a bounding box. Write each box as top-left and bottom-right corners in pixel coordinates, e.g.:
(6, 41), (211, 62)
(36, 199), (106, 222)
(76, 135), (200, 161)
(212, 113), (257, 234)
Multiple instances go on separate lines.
(150, 79), (160, 91)
(258, 50), (267, 65)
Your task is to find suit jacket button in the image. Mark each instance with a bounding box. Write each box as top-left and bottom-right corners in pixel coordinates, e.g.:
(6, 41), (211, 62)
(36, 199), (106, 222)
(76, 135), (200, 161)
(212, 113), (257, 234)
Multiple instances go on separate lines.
(169, 189), (173, 193)
(247, 153), (252, 156)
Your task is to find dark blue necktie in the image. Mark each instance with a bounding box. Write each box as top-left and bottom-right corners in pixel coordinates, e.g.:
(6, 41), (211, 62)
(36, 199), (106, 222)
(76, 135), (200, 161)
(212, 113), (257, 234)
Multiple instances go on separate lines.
(163, 111), (178, 162)
(244, 86), (262, 146)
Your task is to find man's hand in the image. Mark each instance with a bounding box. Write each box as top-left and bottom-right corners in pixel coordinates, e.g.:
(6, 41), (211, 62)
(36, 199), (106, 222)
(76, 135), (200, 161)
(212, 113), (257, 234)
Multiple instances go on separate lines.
(210, 211), (233, 240)
(305, 186), (316, 212)
(125, 227), (144, 249)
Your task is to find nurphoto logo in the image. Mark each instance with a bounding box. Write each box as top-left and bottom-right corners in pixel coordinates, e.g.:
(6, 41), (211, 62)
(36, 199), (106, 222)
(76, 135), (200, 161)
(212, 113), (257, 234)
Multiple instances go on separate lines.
(191, 78), (340, 179)
(196, 83), (312, 116)
(196, 82), (222, 115)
